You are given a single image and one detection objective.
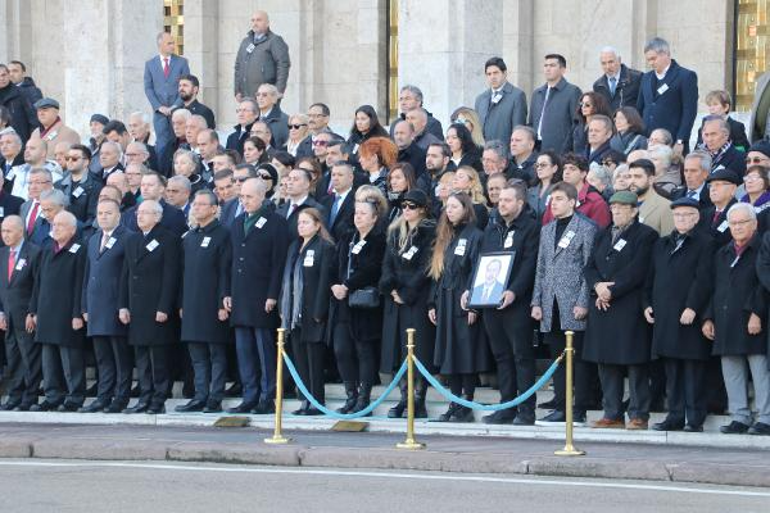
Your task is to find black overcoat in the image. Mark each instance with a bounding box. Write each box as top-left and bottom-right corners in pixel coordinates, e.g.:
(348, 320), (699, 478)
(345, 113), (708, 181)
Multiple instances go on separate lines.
(583, 221), (658, 365)
(180, 220), (232, 344)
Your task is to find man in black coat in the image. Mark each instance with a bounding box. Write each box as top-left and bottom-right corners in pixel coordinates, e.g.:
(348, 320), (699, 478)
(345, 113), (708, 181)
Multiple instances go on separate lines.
(322, 162), (357, 243)
(706, 203), (770, 435)
(698, 168), (741, 247)
(119, 200), (181, 414)
(583, 191), (658, 430)
(466, 181), (540, 425)
(700, 116), (746, 176)
(225, 98), (258, 156)
(644, 198), (715, 432)
(175, 74), (216, 129)
(668, 150), (713, 211)
(55, 144), (103, 232)
(592, 48), (642, 111)
(80, 199), (132, 413)
(393, 120), (428, 178)
(121, 172), (187, 237)
(28, 211), (87, 411)
(0, 64), (37, 143)
(224, 178), (289, 414)
(176, 190), (232, 414)
(0, 216), (41, 410)
(275, 168), (326, 238)
(0, 173), (24, 245)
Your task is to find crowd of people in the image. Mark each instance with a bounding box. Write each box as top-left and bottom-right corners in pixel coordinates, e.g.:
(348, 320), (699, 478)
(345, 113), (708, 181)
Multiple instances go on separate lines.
(1, 10), (770, 436)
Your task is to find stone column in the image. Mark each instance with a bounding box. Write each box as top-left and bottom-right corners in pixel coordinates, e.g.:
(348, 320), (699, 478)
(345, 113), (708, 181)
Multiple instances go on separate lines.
(181, 0), (219, 127)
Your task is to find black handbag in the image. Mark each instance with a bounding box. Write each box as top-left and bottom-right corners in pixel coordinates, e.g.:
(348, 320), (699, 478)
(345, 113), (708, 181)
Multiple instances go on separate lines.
(346, 236), (381, 309)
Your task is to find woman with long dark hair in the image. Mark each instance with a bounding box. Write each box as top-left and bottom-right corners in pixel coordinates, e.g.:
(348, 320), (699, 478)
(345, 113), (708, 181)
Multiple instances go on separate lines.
(348, 105), (389, 154)
(568, 91), (611, 154)
(446, 123), (483, 174)
(527, 150), (563, 221)
(428, 192), (484, 422)
(280, 208), (336, 415)
(386, 162), (418, 223)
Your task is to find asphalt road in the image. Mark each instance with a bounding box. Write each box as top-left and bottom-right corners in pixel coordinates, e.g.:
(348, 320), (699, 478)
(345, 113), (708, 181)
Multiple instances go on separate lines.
(0, 460), (768, 513)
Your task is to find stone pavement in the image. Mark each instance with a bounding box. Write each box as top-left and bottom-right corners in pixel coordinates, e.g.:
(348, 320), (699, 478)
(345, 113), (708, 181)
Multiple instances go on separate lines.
(0, 423), (768, 489)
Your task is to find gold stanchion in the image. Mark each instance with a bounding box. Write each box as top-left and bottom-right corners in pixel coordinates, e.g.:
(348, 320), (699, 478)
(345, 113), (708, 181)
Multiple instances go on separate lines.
(265, 328), (291, 444)
(555, 330), (585, 456)
(396, 329), (425, 450)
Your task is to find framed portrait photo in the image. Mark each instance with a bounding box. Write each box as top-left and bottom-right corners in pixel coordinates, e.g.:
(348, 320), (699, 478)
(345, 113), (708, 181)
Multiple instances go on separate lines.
(467, 251), (515, 309)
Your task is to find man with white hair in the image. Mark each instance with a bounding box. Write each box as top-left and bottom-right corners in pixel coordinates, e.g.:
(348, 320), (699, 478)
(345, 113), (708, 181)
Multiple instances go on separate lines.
(406, 108), (442, 152)
(637, 37), (698, 155)
(158, 108), (192, 176)
(96, 141), (124, 184)
(699, 115), (747, 175)
(0, 130), (25, 193)
(28, 210), (87, 412)
(592, 46), (642, 111)
(255, 83), (289, 148)
(166, 175), (192, 218)
(234, 10), (291, 100)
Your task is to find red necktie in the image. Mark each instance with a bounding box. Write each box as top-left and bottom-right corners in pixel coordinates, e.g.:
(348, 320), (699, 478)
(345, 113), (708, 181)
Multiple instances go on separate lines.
(163, 57), (170, 78)
(7, 249), (14, 281)
(712, 210), (721, 226)
(26, 202), (39, 235)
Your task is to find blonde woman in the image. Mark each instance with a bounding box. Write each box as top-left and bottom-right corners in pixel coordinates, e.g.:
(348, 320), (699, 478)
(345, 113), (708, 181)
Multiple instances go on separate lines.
(451, 107), (485, 147)
(452, 165), (489, 228)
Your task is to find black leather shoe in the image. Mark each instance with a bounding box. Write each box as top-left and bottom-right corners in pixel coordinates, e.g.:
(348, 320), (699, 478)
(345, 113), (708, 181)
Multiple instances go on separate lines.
(537, 399), (557, 409)
(748, 422), (770, 436)
(436, 403), (459, 422)
(57, 402), (81, 412)
(513, 414), (535, 426)
(537, 410), (566, 424)
(30, 401), (61, 412)
(147, 404), (166, 415)
(174, 399), (206, 413)
(85, 383), (99, 398)
(387, 401), (406, 419)
(226, 402), (256, 414)
(104, 401), (128, 414)
(252, 401), (275, 415)
(303, 407), (323, 416)
(14, 403), (33, 412)
(78, 401), (108, 413)
(122, 402), (150, 414)
(130, 385), (141, 398)
(0, 401), (20, 411)
(720, 421), (750, 434)
(225, 382), (243, 397)
(482, 410), (515, 425)
(683, 424), (703, 433)
(652, 419), (684, 432)
(292, 400), (310, 415)
(452, 406), (475, 423)
(203, 400), (222, 414)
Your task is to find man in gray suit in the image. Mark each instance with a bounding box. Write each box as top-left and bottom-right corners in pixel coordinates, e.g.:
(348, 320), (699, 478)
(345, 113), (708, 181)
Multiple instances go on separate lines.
(475, 57), (527, 147)
(143, 32), (190, 159)
(531, 182), (598, 425)
(234, 10), (291, 101)
(529, 54), (581, 153)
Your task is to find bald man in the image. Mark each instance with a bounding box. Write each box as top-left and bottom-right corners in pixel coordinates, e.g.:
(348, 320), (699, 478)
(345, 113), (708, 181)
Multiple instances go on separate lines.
(234, 10), (291, 100)
(29, 211), (87, 411)
(0, 216), (42, 411)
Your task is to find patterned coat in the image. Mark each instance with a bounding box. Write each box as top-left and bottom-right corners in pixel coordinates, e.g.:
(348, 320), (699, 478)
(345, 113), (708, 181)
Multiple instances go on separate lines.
(531, 213), (597, 332)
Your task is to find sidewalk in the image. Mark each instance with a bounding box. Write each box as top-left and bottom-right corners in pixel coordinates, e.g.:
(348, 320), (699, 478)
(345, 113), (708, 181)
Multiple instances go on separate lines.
(0, 422), (769, 488)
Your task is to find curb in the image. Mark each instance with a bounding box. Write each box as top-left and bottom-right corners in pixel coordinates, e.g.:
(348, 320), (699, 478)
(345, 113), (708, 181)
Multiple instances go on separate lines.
(1, 436), (769, 488)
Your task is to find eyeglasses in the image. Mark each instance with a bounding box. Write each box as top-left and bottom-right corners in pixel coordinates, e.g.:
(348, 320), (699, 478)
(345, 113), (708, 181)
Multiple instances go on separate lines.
(402, 202), (420, 210)
(534, 162), (552, 169)
(235, 177), (250, 183)
(743, 174), (763, 182)
(312, 140), (329, 146)
(288, 124), (307, 130)
(580, 102), (593, 108)
(746, 157), (768, 164)
(65, 156), (82, 161)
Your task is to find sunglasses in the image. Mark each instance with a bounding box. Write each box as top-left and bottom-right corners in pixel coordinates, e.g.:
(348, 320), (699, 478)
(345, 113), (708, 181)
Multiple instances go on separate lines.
(258, 173), (273, 181)
(402, 202), (421, 210)
(288, 123), (307, 129)
(65, 156), (82, 161)
(746, 157), (767, 164)
(312, 140), (329, 146)
(580, 102), (593, 108)
(235, 177), (250, 183)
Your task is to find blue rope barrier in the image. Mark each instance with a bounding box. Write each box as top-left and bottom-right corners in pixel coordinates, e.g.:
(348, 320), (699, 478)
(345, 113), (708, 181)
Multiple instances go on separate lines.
(282, 352), (408, 419)
(413, 354), (563, 411)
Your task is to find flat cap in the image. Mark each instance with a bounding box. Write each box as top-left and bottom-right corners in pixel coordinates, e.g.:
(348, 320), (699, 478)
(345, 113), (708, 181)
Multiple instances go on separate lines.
(34, 97), (60, 110)
(608, 190), (638, 206)
(670, 197), (700, 209)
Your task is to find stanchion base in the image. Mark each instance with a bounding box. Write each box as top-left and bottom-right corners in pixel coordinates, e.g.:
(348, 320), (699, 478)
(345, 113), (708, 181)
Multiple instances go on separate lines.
(264, 436), (292, 445)
(396, 439), (426, 450)
(554, 445), (586, 457)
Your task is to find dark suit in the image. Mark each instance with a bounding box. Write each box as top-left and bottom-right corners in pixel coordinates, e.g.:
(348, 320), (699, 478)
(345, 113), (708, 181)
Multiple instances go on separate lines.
(220, 198), (243, 229)
(1, 153), (25, 195)
(230, 206), (289, 407)
(176, 99), (216, 129)
(322, 189), (356, 243)
(30, 239), (87, 407)
(397, 143), (427, 178)
(709, 144), (747, 176)
(698, 199), (737, 248)
(669, 185), (713, 211)
(0, 242), (42, 407)
(636, 60), (698, 151)
(592, 64), (643, 111)
(121, 199), (187, 237)
(55, 172), (103, 237)
(82, 226), (132, 408)
(120, 225), (181, 409)
(529, 77), (582, 153)
(225, 122), (255, 156)
(275, 197), (327, 238)
(180, 221), (232, 404)
(0, 191), (24, 246)
(261, 107), (290, 149)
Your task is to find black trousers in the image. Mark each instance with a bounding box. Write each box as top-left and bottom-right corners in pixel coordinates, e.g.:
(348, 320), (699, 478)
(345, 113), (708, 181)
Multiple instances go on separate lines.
(3, 317), (42, 406)
(41, 343), (85, 406)
(333, 323), (377, 386)
(290, 328), (326, 404)
(543, 307), (593, 414)
(92, 335), (132, 405)
(187, 342), (228, 403)
(483, 309), (535, 416)
(598, 363), (650, 421)
(134, 345), (169, 407)
(663, 357), (707, 427)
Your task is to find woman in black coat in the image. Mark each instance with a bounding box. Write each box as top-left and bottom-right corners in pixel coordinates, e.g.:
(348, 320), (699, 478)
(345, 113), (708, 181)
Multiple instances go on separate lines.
(379, 189), (436, 418)
(385, 162), (418, 225)
(445, 123), (483, 174)
(428, 193), (485, 422)
(280, 208), (336, 416)
(330, 185), (388, 414)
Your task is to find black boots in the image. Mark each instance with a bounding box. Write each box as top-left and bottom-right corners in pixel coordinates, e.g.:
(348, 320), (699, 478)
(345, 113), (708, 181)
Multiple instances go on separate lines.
(414, 379), (429, 419)
(337, 381), (359, 414)
(352, 383), (373, 416)
(388, 380), (408, 418)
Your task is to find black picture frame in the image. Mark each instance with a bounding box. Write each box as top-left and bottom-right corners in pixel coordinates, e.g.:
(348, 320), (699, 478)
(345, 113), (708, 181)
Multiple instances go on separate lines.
(467, 251), (516, 309)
